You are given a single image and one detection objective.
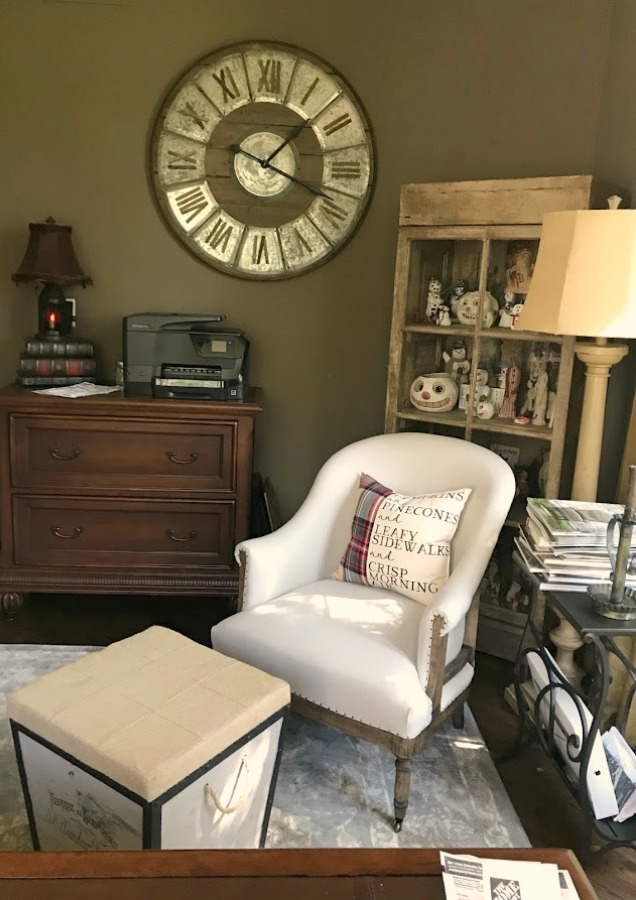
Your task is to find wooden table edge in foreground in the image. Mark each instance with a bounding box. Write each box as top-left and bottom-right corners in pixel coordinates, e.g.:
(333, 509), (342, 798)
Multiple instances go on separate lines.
(0, 848), (597, 898)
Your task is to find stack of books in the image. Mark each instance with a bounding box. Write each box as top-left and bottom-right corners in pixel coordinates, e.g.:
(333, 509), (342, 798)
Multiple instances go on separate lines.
(17, 337), (97, 388)
(515, 497), (636, 592)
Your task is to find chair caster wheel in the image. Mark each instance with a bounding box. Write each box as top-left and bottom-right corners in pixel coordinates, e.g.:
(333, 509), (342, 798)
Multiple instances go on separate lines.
(393, 818), (403, 833)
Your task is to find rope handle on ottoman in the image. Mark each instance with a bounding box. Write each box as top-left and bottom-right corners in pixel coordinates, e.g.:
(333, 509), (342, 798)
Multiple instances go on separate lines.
(205, 755), (251, 815)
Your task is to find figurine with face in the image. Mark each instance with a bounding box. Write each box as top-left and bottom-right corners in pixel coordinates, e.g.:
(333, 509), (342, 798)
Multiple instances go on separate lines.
(424, 276), (443, 322)
(476, 400), (495, 419)
(498, 291), (516, 328)
(449, 280), (468, 318)
(410, 373), (459, 413)
(434, 304), (451, 326)
(475, 367), (490, 399)
(510, 300), (525, 329)
(500, 361), (521, 419)
(456, 290), (499, 328)
(532, 356), (549, 426)
(444, 341), (471, 384)
(466, 367), (490, 411)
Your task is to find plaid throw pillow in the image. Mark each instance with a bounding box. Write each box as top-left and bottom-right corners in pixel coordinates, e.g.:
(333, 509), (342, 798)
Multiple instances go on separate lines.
(333, 474), (471, 605)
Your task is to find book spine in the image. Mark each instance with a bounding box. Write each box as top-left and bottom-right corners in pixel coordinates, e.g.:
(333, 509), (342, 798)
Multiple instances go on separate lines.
(19, 357), (97, 376)
(17, 375), (97, 387)
(24, 340), (94, 358)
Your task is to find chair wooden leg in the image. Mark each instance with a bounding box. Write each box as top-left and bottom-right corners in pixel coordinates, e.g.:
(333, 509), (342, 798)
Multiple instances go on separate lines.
(452, 703), (465, 729)
(393, 756), (412, 832)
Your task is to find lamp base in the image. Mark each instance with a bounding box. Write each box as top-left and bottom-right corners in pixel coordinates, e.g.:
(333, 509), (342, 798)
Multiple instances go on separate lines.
(588, 583), (636, 620)
(37, 282), (73, 338)
(571, 339), (629, 501)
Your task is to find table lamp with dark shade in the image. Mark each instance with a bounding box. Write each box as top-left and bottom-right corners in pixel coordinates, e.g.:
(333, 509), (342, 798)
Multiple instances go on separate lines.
(12, 216), (92, 339)
(517, 196), (636, 619)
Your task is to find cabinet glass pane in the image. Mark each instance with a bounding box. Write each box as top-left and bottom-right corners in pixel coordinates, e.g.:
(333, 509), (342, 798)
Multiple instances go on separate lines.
(405, 239), (483, 326)
(472, 337), (562, 435)
(485, 238), (540, 330)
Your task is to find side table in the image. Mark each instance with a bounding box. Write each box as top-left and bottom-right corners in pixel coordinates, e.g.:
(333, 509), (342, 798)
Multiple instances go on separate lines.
(507, 577), (636, 861)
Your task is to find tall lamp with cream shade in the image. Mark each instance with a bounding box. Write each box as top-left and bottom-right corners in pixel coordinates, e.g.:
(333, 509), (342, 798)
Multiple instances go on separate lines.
(517, 195), (636, 503)
(517, 197), (636, 710)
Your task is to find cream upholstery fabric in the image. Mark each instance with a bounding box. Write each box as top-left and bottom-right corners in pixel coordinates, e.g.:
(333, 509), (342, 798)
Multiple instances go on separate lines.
(211, 578), (472, 738)
(211, 433), (516, 741)
(8, 626), (290, 801)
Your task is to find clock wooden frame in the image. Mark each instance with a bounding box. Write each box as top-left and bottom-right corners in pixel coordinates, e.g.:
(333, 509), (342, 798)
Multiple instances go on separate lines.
(149, 40), (376, 280)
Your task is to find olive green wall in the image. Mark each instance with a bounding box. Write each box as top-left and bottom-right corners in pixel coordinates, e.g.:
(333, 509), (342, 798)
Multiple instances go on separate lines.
(0, 0), (614, 518)
(594, 0), (636, 502)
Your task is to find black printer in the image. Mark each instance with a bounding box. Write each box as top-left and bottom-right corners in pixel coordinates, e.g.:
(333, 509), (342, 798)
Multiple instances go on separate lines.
(123, 313), (249, 401)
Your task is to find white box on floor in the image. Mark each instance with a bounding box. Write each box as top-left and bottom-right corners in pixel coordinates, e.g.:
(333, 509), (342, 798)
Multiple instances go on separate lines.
(8, 626), (290, 850)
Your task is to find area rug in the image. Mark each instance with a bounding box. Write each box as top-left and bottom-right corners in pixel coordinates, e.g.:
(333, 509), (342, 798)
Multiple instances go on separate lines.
(0, 644), (529, 850)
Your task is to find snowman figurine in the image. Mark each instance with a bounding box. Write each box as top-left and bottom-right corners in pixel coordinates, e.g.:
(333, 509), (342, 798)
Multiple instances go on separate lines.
(443, 341), (471, 384)
(476, 399), (495, 419)
(434, 304), (452, 326)
(498, 291), (517, 328)
(510, 300), (525, 329)
(424, 276), (443, 322)
(449, 280), (468, 319)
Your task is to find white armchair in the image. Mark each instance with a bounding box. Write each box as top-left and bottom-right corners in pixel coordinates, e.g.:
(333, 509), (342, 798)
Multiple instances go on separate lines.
(211, 432), (516, 830)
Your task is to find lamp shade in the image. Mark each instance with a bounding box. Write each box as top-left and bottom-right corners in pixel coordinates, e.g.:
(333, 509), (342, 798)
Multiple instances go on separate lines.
(517, 206), (636, 338)
(12, 217), (92, 288)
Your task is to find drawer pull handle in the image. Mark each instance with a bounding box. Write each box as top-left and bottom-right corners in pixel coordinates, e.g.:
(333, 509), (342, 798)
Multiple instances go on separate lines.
(49, 447), (81, 461)
(166, 451), (199, 465)
(51, 526), (84, 540)
(167, 529), (198, 543)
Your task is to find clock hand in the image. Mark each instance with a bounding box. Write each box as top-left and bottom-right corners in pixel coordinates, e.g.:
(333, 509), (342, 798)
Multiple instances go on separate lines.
(229, 144), (330, 199)
(263, 119), (310, 165)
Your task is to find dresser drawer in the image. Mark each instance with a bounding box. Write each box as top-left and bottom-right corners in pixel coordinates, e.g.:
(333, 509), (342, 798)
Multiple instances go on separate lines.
(13, 497), (234, 568)
(10, 415), (236, 492)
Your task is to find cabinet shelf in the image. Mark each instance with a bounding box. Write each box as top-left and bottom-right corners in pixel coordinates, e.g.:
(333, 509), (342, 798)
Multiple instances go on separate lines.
(403, 324), (567, 344)
(472, 417), (554, 440)
(396, 407), (468, 428)
(396, 408), (555, 441)
(403, 324), (476, 337)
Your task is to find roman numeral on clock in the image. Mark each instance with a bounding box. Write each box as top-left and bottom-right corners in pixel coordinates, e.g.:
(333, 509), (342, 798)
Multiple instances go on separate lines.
(178, 101), (206, 130)
(320, 198), (348, 226)
(167, 149), (198, 170)
(257, 58), (282, 93)
(293, 228), (312, 257)
(300, 77), (319, 107)
(206, 218), (233, 252)
(331, 160), (361, 180)
(175, 186), (209, 222)
(252, 234), (269, 264)
(323, 113), (352, 136)
(212, 66), (241, 103)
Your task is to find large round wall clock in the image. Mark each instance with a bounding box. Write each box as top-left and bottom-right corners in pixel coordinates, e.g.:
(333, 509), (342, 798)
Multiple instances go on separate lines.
(149, 40), (375, 279)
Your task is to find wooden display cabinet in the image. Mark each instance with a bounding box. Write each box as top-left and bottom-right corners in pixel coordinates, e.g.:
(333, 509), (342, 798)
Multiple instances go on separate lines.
(385, 176), (626, 659)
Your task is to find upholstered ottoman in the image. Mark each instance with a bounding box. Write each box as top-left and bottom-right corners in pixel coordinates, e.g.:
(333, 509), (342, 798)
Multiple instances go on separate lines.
(8, 626), (290, 851)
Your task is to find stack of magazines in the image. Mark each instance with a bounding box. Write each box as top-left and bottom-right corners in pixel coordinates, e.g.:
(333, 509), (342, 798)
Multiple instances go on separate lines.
(515, 497), (636, 592)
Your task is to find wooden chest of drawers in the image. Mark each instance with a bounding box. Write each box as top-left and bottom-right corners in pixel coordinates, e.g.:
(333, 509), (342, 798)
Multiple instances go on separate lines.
(0, 386), (262, 614)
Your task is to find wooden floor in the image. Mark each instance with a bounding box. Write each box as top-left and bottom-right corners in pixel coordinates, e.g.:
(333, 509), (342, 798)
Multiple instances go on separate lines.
(1, 593), (635, 898)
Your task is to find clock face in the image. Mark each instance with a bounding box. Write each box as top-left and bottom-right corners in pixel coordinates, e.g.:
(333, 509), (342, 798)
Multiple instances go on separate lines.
(150, 41), (375, 279)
